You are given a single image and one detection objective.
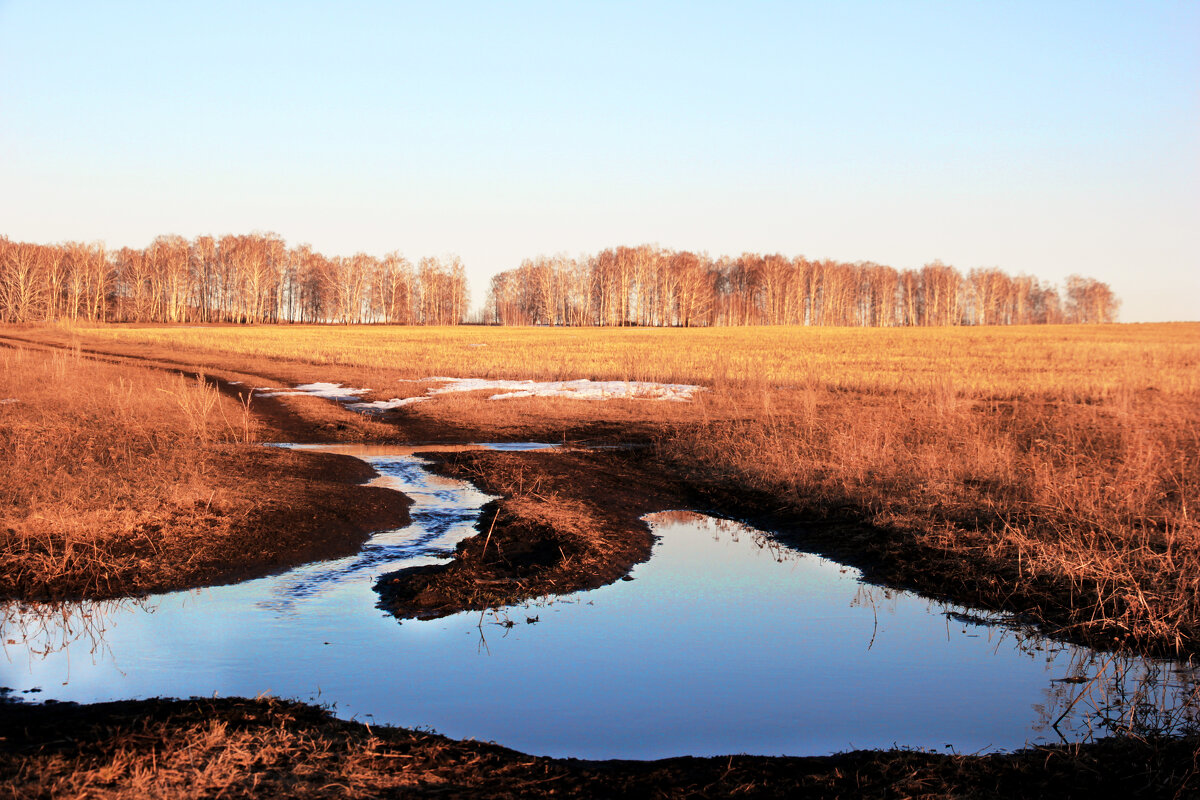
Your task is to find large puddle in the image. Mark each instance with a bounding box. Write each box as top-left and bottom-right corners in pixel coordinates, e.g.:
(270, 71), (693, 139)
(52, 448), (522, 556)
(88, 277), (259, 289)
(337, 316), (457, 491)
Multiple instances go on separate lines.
(2, 444), (1197, 760)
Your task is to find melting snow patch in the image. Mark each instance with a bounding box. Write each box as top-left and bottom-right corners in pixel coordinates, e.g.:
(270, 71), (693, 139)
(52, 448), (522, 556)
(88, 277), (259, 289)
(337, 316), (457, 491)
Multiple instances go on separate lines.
(255, 382), (371, 403)
(346, 396), (430, 411)
(417, 377), (704, 402)
(252, 377), (705, 415)
(253, 381), (430, 411)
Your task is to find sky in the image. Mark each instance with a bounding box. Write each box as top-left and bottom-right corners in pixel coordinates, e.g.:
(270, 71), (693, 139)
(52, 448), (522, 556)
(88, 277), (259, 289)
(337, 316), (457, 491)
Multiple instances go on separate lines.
(1, 1), (1197, 321)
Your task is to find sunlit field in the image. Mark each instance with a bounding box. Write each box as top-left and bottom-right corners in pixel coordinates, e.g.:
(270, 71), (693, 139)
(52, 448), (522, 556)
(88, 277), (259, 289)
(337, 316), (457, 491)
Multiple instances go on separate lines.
(3, 321), (1199, 796)
(0, 345), (410, 599)
(17, 321), (1192, 652)
(0, 347), (254, 596)
(33, 321), (1200, 399)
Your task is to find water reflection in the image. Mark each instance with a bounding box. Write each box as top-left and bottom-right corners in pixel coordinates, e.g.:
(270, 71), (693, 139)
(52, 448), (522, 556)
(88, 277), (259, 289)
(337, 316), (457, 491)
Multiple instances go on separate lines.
(2, 598), (148, 659)
(0, 451), (1196, 760)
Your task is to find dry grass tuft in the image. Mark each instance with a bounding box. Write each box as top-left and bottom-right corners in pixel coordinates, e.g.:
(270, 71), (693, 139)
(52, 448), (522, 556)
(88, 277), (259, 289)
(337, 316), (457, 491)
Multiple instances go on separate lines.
(0, 345), (409, 599)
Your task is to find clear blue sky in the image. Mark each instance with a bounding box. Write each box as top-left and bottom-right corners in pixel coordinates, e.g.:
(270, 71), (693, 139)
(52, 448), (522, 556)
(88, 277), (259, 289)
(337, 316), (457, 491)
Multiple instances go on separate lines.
(2, 1), (1196, 321)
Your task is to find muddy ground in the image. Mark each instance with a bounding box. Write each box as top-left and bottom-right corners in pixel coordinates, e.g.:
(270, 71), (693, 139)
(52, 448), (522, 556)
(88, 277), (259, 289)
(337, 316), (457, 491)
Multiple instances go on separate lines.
(0, 335), (413, 601)
(4, 330), (1196, 653)
(2, 695), (1197, 799)
(376, 447), (684, 618)
(371, 445), (1134, 663)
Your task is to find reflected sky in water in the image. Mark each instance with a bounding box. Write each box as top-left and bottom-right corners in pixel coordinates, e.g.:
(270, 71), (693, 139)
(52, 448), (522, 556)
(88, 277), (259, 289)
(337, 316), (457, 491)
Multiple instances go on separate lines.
(2, 445), (1196, 760)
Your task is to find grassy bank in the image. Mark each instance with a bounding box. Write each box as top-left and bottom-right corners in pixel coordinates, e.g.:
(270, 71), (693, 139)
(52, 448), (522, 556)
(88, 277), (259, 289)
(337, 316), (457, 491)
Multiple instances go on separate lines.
(661, 382), (1200, 655)
(0, 345), (409, 599)
(377, 448), (684, 618)
(2, 695), (1196, 799)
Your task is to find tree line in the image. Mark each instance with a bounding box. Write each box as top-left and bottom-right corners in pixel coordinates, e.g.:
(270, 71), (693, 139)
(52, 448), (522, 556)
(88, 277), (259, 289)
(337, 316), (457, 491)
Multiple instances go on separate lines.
(1, 233), (1119, 326)
(486, 246), (1120, 326)
(0, 232), (468, 324)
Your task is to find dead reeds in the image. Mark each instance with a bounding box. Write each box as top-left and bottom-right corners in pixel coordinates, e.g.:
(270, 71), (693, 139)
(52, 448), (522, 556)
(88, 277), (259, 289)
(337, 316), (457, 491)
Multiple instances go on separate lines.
(659, 380), (1200, 655)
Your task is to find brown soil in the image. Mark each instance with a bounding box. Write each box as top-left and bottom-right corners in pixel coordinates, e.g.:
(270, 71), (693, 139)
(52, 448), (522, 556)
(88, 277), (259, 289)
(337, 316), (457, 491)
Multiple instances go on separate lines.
(0, 331), (401, 445)
(360, 433), (1194, 659)
(375, 447), (685, 618)
(3, 695), (1197, 799)
(0, 330), (664, 446)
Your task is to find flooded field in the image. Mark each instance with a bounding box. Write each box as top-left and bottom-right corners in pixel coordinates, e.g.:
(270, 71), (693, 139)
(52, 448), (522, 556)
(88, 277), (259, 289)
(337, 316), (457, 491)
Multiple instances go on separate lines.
(2, 445), (1196, 760)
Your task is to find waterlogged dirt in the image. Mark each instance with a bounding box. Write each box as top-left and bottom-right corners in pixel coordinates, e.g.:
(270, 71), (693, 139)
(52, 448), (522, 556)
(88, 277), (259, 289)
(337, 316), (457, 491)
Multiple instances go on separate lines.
(673, 475), (1168, 656)
(169, 448), (413, 593)
(0, 330), (669, 446)
(376, 447), (686, 618)
(3, 695), (1197, 799)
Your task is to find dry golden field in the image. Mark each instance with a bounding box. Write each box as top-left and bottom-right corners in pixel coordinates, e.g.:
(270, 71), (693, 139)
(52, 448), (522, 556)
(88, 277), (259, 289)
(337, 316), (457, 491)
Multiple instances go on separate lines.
(0, 347), (250, 596)
(3, 322), (1199, 654)
(25, 321), (1199, 398)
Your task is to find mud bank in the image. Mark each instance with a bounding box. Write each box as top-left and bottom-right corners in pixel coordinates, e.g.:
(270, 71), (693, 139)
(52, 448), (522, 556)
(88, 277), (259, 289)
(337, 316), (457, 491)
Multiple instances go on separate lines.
(3, 696), (1196, 799)
(375, 447), (686, 618)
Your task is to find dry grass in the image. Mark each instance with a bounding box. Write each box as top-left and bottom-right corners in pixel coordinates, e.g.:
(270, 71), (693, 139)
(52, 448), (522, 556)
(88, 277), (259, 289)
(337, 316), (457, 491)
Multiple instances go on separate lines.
(3, 696), (1198, 799)
(0, 344), (412, 599)
(18, 321), (1199, 397)
(0, 347), (268, 597)
(4, 322), (1199, 653)
(1, 697), (434, 799)
(664, 386), (1200, 654)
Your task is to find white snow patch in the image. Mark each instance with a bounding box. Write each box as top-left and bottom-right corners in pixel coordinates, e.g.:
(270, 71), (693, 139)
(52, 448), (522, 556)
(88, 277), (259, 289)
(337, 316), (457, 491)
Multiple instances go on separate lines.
(253, 381), (429, 411)
(346, 396), (430, 411)
(254, 382), (370, 401)
(251, 376), (704, 416)
(416, 377), (704, 403)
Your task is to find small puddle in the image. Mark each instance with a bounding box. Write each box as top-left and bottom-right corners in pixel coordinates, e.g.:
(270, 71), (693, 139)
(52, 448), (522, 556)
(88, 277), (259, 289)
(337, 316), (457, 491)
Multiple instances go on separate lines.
(2, 445), (1196, 760)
